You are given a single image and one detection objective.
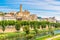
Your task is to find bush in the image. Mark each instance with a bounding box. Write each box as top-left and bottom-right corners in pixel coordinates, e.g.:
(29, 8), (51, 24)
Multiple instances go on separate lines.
(26, 34), (35, 39)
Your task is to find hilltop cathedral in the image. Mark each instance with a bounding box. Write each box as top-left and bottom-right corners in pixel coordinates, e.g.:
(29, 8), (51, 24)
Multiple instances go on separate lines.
(0, 4), (56, 23)
(3, 4), (37, 21)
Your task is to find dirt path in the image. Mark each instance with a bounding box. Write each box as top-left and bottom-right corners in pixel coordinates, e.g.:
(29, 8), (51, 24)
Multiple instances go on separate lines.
(46, 35), (60, 40)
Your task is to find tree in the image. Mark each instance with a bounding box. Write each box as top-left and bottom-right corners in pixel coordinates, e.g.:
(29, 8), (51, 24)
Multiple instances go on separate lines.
(23, 25), (30, 34)
(32, 21), (38, 34)
(15, 21), (21, 32)
(1, 20), (8, 32)
(8, 20), (15, 26)
(30, 21), (34, 29)
(49, 26), (54, 36)
(54, 23), (60, 28)
(21, 21), (29, 26)
(40, 21), (47, 28)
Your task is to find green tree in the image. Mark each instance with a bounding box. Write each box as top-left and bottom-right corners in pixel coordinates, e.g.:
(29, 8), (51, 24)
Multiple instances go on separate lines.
(49, 26), (54, 36)
(21, 21), (29, 26)
(8, 20), (15, 26)
(1, 20), (8, 32)
(40, 21), (47, 28)
(54, 23), (60, 28)
(15, 21), (21, 32)
(23, 25), (30, 34)
(32, 21), (38, 34)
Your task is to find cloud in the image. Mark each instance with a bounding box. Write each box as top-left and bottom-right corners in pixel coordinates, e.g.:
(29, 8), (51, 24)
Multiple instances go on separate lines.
(0, 6), (19, 12)
(0, 0), (60, 20)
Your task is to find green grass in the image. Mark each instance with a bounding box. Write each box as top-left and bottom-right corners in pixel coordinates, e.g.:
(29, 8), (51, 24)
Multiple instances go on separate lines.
(0, 32), (26, 40)
(35, 35), (52, 40)
(0, 28), (59, 40)
(52, 37), (60, 40)
(52, 34), (60, 40)
(35, 33), (60, 40)
(39, 34), (60, 40)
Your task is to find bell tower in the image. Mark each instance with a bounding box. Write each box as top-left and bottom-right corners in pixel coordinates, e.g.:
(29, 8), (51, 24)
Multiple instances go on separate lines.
(20, 4), (22, 13)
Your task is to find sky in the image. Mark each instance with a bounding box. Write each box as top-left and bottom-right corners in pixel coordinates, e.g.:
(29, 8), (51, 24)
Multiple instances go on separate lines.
(0, 0), (60, 20)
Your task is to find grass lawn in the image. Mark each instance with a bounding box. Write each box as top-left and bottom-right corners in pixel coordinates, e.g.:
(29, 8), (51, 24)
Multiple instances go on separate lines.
(35, 33), (60, 40)
(46, 34), (60, 40)
(35, 35), (52, 40)
(0, 32), (26, 40)
(0, 28), (59, 40)
(52, 37), (60, 40)
(52, 35), (60, 40)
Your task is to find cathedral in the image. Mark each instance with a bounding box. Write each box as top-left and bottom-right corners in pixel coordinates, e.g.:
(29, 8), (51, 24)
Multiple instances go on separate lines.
(3, 4), (37, 21)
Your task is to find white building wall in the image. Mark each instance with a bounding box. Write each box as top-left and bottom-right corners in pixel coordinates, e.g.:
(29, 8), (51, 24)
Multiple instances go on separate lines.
(0, 16), (3, 21)
(4, 16), (16, 20)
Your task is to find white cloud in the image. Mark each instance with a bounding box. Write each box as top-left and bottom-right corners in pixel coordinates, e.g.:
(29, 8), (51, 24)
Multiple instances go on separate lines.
(0, 0), (60, 20)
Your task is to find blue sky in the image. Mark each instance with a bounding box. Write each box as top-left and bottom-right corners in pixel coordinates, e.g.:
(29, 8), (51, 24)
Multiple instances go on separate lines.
(0, 0), (60, 20)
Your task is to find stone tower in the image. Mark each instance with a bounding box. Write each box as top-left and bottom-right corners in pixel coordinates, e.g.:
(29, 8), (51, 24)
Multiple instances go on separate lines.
(20, 4), (22, 13)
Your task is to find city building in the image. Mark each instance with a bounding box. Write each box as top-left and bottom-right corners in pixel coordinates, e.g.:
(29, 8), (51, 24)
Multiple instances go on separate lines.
(0, 4), (57, 22)
(4, 12), (16, 20)
(16, 4), (37, 21)
(0, 4), (37, 21)
(38, 17), (56, 23)
(29, 14), (37, 21)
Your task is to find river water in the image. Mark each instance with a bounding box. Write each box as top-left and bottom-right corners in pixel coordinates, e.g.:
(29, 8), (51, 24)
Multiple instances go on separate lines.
(54, 30), (60, 34)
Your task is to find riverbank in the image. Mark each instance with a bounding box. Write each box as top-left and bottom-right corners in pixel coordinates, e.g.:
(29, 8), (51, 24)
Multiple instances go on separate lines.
(46, 35), (60, 40)
(0, 28), (60, 40)
(35, 29), (60, 40)
(35, 34), (60, 40)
